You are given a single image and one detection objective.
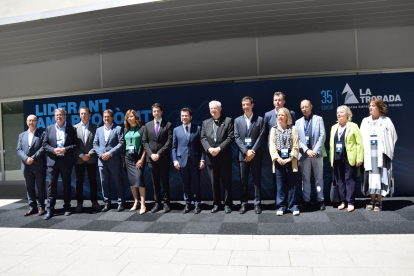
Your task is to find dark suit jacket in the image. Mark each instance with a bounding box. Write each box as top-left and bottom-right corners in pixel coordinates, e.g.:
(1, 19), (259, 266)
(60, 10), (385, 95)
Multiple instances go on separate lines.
(263, 108), (296, 145)
(16, 128), (46, 173)
(172, 124), (206, 168)
(200, 116), (234, 166)
(74, 122), (98, 164)
(43, 123), (77, 167)
(142, 119), (173, 163)
(93, 125), (124, 167)
(234, 114), (265, 162)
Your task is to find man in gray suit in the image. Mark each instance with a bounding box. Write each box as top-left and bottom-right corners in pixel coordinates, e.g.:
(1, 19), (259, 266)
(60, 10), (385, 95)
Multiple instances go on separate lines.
(295, 100), (327, 211)
(16, 115), (47, 216)
(74, 107), (100, 212)
(93, 109), (125, 212)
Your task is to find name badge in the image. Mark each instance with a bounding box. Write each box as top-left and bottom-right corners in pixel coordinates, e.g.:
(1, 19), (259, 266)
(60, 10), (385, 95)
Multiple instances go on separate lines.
(336, 143), (343, 153)
(245, 137), (252, 147)
(370, 135), (378, 145)
(305, 135), (310, 145)
(128, 144), (135, 154)
(281, 147), (289, 158)
(57, 139), (63, 148)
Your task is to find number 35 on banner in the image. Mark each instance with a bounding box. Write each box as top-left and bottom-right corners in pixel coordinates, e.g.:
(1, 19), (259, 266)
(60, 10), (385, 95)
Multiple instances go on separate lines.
(321, 90), (333, 103)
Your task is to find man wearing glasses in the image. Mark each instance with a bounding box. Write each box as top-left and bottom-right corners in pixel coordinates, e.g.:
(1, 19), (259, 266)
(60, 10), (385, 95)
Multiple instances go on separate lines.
(16, 115), (47, 216)
(295, 100), (327, 211)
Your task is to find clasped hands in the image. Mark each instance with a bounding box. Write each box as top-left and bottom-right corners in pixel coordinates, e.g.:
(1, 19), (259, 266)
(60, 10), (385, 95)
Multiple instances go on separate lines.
(150, 154), (160, 162)
(81, 154), (91, 162)
(306, 149), (317, 158)
(277, 157), (292, 165)
(54, 148), (66, 155)
(208, 147), (221, 157)
(101, 152), (111, 160)
(244, 149), (256, 162)
(25, 157), (34, 165)
(174, 160), (205, 170)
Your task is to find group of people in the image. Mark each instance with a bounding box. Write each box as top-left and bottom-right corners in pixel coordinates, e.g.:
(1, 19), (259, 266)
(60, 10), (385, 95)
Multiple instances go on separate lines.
(16, 92), (397, 220)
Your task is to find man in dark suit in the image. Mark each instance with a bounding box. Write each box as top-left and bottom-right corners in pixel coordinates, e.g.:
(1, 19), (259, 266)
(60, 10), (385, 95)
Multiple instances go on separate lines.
(263, 92), (296, 201)
(93, 109), (125, 212)
(16, 115), (47, 216)
(74, 107), (100, 212)
(234, 96), (265, 214)
(142, 103), (173, 213)
(201, 100), (234, 214)
(43, 108), (77, 219)
(172, 108), (206, 214)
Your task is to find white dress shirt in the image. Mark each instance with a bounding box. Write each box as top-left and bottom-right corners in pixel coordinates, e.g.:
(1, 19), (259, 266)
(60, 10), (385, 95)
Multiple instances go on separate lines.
(28, 129), (35, 147)
(55, 123), (66, 156)
(244, 113), (253, 132)
(104, 123), (114, 143)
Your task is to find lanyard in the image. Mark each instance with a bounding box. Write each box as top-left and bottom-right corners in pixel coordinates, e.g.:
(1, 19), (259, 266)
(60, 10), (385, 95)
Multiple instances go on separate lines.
(337, 125), (346, 142)
(281, 130), (288, 146)
(213, 121), (218, 137)
(371, 121), (378, 135)
(128, 127), (137, 143)
(245, 120), (250, 134)
(56, 125), (64, 140)
(304, 118), (312, 135)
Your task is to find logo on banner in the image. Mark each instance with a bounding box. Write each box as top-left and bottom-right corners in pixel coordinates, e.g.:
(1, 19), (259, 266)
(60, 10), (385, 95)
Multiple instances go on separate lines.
(341, 83), (402, 108)
(342, 83), (359, 104)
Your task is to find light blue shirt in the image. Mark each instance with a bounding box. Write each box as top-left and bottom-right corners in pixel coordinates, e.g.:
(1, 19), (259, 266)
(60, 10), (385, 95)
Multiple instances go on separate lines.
(55, 123), (66, 156)
(104, 123), (114, 143)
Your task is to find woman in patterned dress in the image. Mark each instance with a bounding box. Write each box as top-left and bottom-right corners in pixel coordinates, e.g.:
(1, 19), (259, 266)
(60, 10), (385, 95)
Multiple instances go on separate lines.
(269, 108), (300, 216)
(360, 99), (397, 211)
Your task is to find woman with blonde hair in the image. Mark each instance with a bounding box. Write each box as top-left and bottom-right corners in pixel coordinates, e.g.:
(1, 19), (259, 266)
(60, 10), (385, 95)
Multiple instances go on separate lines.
(329, 105), (363, 212)
(269, 108), (300, 216)
(360, 99), (397, 211)
(123, 110), (147, 214)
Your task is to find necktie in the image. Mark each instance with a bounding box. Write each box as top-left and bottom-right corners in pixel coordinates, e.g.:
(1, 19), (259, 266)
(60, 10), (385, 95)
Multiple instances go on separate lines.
(155, 121), (159, 137)
(185, 126), (189, 139)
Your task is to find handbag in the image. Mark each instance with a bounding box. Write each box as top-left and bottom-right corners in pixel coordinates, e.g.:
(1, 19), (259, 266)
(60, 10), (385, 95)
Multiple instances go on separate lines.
(330, 170), (341, 203)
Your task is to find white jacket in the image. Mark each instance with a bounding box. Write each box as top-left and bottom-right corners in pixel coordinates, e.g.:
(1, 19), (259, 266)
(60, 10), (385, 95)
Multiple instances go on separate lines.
(360, 115), (397, 171)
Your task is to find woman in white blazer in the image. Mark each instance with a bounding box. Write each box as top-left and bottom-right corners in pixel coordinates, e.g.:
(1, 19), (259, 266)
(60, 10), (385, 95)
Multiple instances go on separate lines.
(360, 98), (397, 211)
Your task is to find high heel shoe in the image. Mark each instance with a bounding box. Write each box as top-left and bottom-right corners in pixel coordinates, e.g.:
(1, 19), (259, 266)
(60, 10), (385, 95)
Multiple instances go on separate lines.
(130, 203), (139, 211)
(139, 207), (146, 215)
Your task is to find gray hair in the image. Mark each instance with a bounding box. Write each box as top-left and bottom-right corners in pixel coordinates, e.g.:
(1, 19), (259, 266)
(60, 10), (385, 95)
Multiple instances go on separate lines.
(26, 114), (38, 121)
(337, 105), (353, 121)
(209, 100), (222, 108)
(54, 108), (66, 116)
(300, 99), (312, 107)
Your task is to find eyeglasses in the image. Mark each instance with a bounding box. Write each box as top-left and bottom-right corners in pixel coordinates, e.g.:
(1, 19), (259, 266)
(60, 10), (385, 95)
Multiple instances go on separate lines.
(301, 106), (310, 110)
(27, 120), (37, 122)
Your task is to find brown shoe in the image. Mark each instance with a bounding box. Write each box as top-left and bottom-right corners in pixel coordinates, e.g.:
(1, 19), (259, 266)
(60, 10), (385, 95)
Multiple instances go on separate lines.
(24, 208), (37, 216)
(38, 208), (46, 216)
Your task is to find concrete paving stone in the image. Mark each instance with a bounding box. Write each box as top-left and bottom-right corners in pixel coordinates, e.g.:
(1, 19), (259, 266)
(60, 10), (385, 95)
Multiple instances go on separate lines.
(259, 213), (295, 223)
(189, 213), (225, 223)
(381, 268), (414, 275)
(181, 222), (221, 234)
(258, 223), (296, 235)
(22, 243), (82, 258)
(78, 220), (121, 232)
(59, 259), (129, 276)
(182, 264), (247, 276)
(156, 213), (195, 222)
(322, 236), (382, 251)
(270, 237), (325, 251)
(313, 267), (383, 276)
(204, 234), (253, 239)
(0, 229), (47, 242)
(67, 245), (128, 261)
(125, 212), (163, 222)
(165, 237), (218, 250)
(50, 219), (92, 230)
(72, 232), (126, 246)
(116, 235), (171, 248)
(290, 251), (355, 268)
(215, 237), (269, 251)
(247, 266), (314, 276)
(349, 250), (414, 268)
(0, 255), (30, 273)
(109, 221), (154, 233)
(32, 230), (86, 244)
(230, 250), (290, 267)
(118, 262), (186, 276)
(253, 235), (303, 239)
(95, 211), (136, 221)
(0, 241), (39, 255)
(145, 222), (187, 234)
(292, 211), (331, 223)
(218, 223), (258, 235)
(117, 247), (177, 263)
(6, 256), (77, 275)
(375, 237), (414, 251)
(171, 249), (232, 266)
(222, 212), (259, 223)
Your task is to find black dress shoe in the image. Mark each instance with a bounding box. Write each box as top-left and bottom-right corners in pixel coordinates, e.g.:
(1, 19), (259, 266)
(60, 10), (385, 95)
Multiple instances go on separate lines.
(239, 205), (247, 214)
(24, 208), (37, 216)
(163, 203), (171, 213)
(301, 201), (308, 211)
(319, 202), (326, 211)
(43, 210), (53, 220)
(194, 205), (201, 214)
(224, 205), (232, 214)
(254, 205), (262, 214)
(183, 205), (191, 214)
(117, 205), (125, 212)
(151, 203), (161, 213)
(211, 205), (220, 213)
(102, 204), (110, 212)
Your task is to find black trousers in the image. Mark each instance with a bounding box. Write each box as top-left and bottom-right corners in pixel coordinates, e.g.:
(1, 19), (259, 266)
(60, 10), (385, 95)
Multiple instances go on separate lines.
(208, 157), (233, 207)
(24, 165), (46, 209)
(148, 160), (170, 204)
(239, 157), (262, 206)
(75, 162), (98, 204)
(47, 157), (73, 210)
(334, 158), (357, 206)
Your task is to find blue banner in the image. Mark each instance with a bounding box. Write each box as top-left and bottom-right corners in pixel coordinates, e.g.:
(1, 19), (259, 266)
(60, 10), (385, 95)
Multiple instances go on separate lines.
(23, 72), (413, 200)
